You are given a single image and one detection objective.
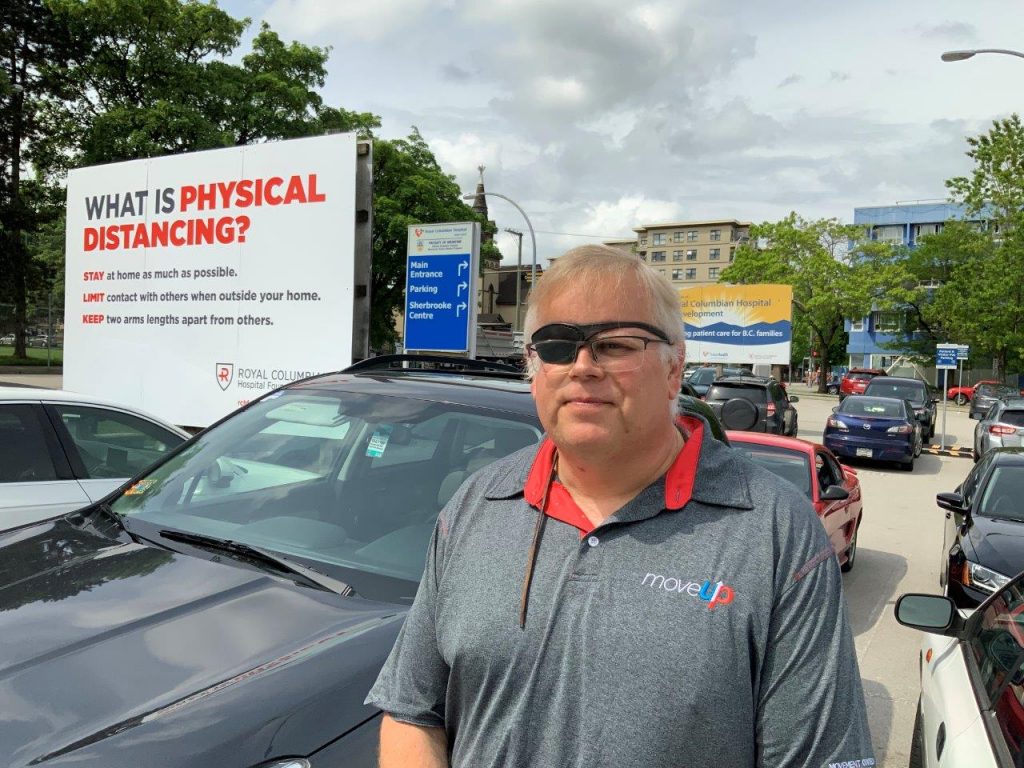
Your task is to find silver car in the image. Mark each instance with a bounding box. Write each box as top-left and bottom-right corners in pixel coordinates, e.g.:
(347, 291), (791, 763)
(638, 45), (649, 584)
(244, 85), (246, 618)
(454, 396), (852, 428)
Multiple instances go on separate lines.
(974, 397), (1024, 461)
(0, 387), (189, 530)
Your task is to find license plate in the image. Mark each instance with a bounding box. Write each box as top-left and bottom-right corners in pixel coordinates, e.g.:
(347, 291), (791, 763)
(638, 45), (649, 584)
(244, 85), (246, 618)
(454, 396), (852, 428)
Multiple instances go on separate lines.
(856, 448), (872, 458)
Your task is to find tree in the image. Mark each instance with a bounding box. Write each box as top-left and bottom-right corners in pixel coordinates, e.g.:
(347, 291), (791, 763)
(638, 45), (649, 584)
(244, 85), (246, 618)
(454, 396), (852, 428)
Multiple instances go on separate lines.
(722, 214), (892, 392)
(371, 128), (500, 350)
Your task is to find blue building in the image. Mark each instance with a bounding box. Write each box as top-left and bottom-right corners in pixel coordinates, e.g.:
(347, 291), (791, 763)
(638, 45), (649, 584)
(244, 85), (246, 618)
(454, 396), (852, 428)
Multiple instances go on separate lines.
(845, 202), (983, 369)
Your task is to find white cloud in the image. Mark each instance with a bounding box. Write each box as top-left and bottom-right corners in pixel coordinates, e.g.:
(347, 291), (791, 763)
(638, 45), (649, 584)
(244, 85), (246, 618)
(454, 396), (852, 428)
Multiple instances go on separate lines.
(263, 0), (438, 40)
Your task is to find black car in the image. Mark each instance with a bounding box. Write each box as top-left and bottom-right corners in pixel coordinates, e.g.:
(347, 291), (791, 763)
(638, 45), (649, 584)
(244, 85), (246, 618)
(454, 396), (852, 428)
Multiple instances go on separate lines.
(969, 382), (1021, 421)
(863, 376), (937, 441)
(939, 448), (1024, 609)
(703, 375), (798, 436)
(0, 356), (728, 767)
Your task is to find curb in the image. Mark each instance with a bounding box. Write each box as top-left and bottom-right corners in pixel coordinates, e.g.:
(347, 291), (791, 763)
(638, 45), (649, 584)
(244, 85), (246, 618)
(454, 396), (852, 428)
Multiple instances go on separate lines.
(923, 444), (974, 459)
(0, 366), (63, 374)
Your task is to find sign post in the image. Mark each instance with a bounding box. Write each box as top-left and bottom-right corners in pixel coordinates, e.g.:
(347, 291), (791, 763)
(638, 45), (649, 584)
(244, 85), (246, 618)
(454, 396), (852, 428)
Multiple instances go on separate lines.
(403, 222), (481, 356)
(936, 344), (959, 450)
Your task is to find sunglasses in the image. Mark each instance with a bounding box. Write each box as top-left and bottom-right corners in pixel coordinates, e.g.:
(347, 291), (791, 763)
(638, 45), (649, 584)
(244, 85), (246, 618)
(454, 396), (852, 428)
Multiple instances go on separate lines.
(527, 322), (672, 371)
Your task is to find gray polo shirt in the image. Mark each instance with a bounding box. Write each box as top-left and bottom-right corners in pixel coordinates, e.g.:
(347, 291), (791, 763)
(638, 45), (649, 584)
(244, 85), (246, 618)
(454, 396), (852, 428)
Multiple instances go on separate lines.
(366, 420), (875, 768)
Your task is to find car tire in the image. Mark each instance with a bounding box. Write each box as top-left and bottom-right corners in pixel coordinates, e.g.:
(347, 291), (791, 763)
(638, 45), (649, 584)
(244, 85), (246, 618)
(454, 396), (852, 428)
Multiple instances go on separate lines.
(955, 394), (968, 406)
(901, 456), (915, 472)
(719, 397), (759, 431)
(840, 526), (858, 573)
(909, 697), (925, 768)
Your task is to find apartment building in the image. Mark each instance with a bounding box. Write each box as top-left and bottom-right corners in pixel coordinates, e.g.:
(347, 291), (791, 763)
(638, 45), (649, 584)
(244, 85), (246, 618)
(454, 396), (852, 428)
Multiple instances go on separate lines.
(628, 220), (751, 286)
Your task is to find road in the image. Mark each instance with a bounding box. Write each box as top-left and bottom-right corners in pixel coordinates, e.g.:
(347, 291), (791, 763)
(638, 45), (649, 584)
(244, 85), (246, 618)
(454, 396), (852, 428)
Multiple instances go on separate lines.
(790, 385), (974, 767)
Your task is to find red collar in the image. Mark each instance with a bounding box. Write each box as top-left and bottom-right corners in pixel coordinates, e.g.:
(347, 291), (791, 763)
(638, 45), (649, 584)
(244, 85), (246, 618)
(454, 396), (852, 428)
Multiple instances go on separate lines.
(523, 416), (704, 536)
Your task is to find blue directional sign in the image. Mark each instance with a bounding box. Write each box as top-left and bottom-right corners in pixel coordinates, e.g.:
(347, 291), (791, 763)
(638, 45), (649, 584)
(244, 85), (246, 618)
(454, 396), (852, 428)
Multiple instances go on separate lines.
(936, 344), (958, 370)
(403, 223), (480, 354)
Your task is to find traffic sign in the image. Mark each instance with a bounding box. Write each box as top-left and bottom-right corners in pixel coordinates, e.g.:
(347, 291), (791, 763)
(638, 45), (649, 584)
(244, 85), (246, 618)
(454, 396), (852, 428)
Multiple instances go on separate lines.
(956, 344), (969, 361)
(404, 223), (480, 354)
(936, 344), (958, 370)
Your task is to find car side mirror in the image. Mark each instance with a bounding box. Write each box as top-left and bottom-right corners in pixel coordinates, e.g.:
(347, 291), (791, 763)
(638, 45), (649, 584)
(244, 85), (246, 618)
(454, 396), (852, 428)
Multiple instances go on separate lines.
(969, 412), (980, 420)
(894, 593), (964, 637)
(936, 491), (965, 513)
(820, 485), (849, 501)
(789, 396), (799, 403)
(831, 405), (839, 413)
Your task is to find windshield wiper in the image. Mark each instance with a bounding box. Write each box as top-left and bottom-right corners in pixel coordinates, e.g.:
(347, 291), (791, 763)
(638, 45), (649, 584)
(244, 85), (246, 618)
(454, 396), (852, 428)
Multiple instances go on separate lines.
(157, 529), (356, 596)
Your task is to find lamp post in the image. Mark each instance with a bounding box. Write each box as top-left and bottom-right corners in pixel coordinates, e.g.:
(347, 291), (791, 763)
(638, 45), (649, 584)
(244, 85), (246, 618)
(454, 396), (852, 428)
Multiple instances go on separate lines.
(941, 48), (1024, 63)
(462, 191), (537, 287)
(505, 228), (524, 331)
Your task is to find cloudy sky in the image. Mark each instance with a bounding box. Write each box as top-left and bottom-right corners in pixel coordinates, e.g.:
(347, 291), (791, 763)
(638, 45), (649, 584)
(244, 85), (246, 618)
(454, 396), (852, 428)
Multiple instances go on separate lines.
(223, 0), (1024, 263)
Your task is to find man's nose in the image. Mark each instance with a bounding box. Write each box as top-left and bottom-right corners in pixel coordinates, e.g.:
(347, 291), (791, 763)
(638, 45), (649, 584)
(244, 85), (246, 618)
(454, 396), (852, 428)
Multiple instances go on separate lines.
(569, 343), (603, 376)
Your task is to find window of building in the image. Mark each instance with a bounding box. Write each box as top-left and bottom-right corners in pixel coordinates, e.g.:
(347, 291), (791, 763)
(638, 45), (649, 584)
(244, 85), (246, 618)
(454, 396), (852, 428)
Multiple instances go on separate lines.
(708, 267), (720, 280)
(872, 311), (902, 333)
(673, 232), (684, 242)
(850, 318), (865, 332)
(672, 269), (684, 280)
(686, 249), (697, 260)
(685, 268), (697, 280)
(687, 230), (698, 242)
(729, 247), (735, 262)
(638, 253), (647, 261)
(640, 237), (647, 246)
(710, 229), (721, 241)
(874, 225), (904, 244)
(652, 233), (666, 245)
(673, 250), (683, 261)
(651, 251), (666, 262)
(709, 248), (720, 260)
(914, 223), (943, 239)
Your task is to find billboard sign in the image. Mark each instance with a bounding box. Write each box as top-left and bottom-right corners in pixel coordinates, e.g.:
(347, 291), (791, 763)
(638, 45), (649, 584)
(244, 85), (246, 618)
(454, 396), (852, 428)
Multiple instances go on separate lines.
(680, 284), (793, 364)
(403, 222), (480, 355)
(64, 133), (359, 426)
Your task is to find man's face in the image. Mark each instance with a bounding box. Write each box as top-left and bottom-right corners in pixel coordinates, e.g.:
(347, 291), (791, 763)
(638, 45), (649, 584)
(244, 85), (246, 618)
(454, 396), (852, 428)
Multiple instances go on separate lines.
(529, 276), (683, 456)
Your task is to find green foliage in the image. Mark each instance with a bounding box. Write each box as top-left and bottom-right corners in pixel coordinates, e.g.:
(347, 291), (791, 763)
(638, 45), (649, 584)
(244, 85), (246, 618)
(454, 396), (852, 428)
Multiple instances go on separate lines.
(371, 128), (495, 350)
(722, 213), (889, 390)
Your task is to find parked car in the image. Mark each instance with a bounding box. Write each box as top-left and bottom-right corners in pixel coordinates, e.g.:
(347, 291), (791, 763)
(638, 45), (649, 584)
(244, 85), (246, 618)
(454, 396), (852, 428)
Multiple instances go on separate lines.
(0, 333), (14, 345)
(974, 398), (1024, 462)
(938, 448), (1024, 609)
(838, 368), (887, 401)
(971, 383), (1022, 421)
(0, 356), (729, 767)
(0, 387), (189, 531)
(687, 366), (718, 397)
(863, 375), (937, 441)
(823, 395), (923, 471)
(895, 568), (1024, 768)
(703, 375), (799, 435)
(728, 432), (862, 571)
(948, 378), (1002, 406)
(825, 374), (841, 395)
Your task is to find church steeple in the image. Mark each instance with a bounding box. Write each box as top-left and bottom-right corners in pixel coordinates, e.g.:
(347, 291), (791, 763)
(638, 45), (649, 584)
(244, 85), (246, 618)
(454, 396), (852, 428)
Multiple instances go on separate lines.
(471, 165), (488, 219)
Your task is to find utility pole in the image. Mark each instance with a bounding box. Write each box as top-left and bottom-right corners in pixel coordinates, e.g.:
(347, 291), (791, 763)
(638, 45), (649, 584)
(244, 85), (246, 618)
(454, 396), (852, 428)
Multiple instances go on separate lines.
(505, 228), (524, 331)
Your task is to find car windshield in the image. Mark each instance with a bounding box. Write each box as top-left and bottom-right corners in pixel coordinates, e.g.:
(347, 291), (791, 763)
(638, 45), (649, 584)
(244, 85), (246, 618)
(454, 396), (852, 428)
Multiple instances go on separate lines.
(979, 465), (1024, 521)
(1001, 411), (1024, 428)
(707, 384), (766, 402)
(735, 444), (810, 497)
(689, 368), (716, 385)
(865, 381), (926, 404)
(838, 397), (905, 418)
(979, 384), (1019, 399)
(110, 389), (542, 603)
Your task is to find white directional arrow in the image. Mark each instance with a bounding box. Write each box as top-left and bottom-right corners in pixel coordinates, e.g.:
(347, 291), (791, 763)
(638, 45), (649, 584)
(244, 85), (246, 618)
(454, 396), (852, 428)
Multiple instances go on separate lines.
(456, 301), (468, 317)
(457, 281), (468, 295)
(458, 260), (469, 275)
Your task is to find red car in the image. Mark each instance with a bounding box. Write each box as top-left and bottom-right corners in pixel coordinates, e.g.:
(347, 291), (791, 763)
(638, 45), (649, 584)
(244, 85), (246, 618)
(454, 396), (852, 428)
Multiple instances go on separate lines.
(838, 368), (886, 400)
(947, 379), (1002, 406)
(728, 431), (863, 572)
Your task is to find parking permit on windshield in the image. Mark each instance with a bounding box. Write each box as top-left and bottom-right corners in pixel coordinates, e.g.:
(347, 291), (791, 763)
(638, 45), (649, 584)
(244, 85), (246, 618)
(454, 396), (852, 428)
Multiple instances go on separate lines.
(366, 425), (393, 457)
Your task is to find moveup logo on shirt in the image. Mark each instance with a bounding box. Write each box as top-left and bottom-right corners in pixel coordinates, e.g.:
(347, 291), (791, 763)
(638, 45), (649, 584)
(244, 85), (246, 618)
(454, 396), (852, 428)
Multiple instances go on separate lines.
(641, 573), (735, 610)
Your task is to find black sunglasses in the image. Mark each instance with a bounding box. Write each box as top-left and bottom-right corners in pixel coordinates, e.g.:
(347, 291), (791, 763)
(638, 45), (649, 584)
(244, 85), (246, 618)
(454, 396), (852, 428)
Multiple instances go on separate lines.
(527, 321), (671, 366)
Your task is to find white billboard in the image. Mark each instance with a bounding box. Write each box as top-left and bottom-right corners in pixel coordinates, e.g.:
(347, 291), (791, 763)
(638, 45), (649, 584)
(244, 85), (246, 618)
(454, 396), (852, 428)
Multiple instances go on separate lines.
(64, 133), (358, 426)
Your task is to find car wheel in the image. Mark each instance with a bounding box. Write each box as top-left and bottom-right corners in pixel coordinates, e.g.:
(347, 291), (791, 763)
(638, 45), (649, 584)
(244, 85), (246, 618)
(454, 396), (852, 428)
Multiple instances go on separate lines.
(840, 526), (858, 573)
(901, 456), (915, 472)
(955, 394), (968, 406)
(914, 439), (922, 458)
(909, 697), (924, 768)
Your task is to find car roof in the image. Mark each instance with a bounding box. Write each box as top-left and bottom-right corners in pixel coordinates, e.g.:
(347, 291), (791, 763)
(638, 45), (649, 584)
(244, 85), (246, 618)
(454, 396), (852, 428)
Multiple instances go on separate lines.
(0, 386), (190, 436)
(712, 375), (771, 385)
(866, 376), (924, 385)
(726, 431), (822, 454)
(284, 371), (540, 417)
(846, 368), (885, 375)
(988, 448), (1024, 465)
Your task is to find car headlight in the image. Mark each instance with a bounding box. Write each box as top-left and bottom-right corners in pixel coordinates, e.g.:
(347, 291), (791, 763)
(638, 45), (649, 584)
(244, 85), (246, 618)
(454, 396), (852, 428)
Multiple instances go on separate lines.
(964, 561), (1012, 594)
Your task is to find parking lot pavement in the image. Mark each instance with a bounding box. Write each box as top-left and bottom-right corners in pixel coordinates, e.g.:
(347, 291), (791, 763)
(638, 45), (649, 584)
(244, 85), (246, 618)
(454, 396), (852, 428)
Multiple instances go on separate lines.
(795, 394), (974, 767)
(0, 373), (63, 389)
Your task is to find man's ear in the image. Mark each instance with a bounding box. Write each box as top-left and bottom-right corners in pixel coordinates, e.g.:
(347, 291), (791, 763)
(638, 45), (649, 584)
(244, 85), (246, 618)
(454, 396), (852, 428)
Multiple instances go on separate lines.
(667, 344), (685, 395)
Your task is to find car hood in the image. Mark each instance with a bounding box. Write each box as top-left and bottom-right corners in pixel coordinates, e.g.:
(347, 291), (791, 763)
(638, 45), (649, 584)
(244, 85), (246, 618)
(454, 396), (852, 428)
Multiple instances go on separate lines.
(965, 514), (1024, 578)
(0, 518), (405, 767)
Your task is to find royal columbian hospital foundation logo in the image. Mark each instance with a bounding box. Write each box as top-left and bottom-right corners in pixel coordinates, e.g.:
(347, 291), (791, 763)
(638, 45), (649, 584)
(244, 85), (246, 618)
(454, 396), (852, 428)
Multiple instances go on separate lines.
(216, 363), (234, 390)
(641, 573), (735, 610)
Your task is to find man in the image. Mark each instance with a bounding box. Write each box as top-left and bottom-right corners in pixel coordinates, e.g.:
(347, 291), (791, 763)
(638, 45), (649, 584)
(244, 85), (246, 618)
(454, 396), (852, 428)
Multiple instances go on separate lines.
(366, 245), (874, 767)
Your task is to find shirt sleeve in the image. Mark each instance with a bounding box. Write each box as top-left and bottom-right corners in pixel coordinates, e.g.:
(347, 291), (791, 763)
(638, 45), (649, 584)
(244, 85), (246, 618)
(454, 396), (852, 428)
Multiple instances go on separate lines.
(755, 507), (876, 768)
(364, 518), (450, 727)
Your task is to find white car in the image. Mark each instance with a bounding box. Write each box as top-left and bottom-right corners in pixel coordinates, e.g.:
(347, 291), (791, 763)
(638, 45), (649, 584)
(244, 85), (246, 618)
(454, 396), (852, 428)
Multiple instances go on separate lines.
(0, 387), (189, 530)
(896, 571), (1024, 767)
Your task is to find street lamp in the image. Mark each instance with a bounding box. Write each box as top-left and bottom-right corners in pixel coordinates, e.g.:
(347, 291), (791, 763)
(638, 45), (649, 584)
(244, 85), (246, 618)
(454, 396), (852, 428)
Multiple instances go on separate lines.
(462, 191), (537, 287)
(505, 228), (524, 331)
(941, 48), (1024, 63)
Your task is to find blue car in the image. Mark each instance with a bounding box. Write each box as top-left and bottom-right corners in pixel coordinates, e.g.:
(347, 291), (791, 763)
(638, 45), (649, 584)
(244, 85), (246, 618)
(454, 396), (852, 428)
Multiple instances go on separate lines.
(823, 395), (923, 471)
